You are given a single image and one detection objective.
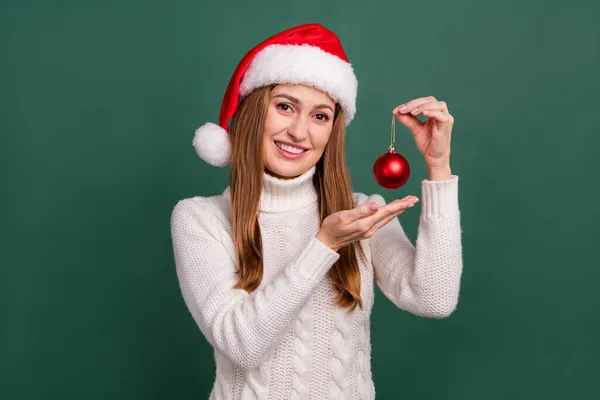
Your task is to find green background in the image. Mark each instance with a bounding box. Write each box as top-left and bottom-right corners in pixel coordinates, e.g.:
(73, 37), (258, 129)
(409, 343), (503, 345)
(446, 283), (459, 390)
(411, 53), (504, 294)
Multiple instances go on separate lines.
(2, 0), (599, 398)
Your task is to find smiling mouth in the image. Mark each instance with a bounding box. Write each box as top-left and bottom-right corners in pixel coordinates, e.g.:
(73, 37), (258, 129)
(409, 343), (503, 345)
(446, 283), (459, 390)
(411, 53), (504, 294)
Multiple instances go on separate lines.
(274, 141), (308, 154)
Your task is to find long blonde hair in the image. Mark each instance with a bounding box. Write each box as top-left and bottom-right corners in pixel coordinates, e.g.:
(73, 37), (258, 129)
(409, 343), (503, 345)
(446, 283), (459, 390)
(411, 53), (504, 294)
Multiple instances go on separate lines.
(229, 85), (365, 311)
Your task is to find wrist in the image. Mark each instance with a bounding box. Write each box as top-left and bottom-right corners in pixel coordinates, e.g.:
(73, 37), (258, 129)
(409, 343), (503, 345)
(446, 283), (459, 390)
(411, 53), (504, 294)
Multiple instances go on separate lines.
(428, 164), (452, 181)
(316, 231), (339, 252)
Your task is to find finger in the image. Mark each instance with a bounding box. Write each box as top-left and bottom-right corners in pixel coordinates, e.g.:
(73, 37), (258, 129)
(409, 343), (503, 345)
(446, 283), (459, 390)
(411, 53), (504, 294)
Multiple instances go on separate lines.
(366, 197), (419, 235)
(361, 196), (418, 227)
(347, 201), (380, 223)
(422, 109), (454, 123)
(369, 208), (407, 234)
(388, 196), (419, 210)
(410, 101), (449, 117)
(393, 96), (438, 115)
(394, 112), (424, 132)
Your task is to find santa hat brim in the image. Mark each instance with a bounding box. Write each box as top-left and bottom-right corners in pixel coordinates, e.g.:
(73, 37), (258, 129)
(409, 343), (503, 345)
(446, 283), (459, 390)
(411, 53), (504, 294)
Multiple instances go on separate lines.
(240, 44), (357, 123)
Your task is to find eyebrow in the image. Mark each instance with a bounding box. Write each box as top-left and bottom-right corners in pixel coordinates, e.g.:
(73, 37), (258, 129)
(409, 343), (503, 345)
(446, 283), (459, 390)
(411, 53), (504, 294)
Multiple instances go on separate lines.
(272, 94), (334, 113)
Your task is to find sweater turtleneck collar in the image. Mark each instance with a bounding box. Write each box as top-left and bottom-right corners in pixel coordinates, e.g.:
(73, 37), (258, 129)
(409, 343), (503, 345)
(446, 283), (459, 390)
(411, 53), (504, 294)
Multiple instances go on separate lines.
(223, 166), (319, 214)
(260, 166), (318, 213)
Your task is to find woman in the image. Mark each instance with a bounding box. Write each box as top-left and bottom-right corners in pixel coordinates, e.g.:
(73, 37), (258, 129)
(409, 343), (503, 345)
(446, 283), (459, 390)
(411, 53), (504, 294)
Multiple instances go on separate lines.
(170, 23), (462, 400)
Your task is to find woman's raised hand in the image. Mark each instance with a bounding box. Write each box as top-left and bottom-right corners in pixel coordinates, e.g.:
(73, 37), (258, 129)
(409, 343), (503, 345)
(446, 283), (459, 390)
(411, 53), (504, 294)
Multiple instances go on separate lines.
(315, 195), (419, 252)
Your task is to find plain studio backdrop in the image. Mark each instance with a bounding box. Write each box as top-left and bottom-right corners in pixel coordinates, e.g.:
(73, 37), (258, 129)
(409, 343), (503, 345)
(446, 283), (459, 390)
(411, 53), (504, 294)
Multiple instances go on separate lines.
(1, 0), (599, 399)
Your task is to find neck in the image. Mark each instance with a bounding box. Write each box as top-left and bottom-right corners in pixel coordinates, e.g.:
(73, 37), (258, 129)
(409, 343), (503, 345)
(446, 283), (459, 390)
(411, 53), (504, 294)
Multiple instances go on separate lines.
(260, 166), (318, 213)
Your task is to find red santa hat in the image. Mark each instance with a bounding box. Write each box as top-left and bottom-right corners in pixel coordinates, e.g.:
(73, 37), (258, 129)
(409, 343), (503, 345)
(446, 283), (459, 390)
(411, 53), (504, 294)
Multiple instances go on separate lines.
(192, 23), (358, 167)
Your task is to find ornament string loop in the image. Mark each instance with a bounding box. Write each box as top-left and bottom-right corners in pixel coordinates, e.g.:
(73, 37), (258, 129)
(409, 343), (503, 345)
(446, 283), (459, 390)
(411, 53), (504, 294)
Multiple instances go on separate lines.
(390, 114), (396, 151)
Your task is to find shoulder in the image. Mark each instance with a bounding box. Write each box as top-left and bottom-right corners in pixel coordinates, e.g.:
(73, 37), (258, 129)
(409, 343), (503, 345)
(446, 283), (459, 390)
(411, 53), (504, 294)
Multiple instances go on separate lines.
(170, 188), (232, 234)
(352, 191), (388, 208)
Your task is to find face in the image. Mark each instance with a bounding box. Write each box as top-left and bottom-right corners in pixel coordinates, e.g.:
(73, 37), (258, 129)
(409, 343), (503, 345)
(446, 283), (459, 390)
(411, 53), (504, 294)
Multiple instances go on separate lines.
(263, 84), (336, 179)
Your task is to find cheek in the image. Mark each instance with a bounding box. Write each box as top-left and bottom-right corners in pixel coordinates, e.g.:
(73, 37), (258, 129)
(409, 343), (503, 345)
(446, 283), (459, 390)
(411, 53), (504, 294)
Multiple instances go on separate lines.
(312, 129), (332, 152)
(264, 107), (287, 138)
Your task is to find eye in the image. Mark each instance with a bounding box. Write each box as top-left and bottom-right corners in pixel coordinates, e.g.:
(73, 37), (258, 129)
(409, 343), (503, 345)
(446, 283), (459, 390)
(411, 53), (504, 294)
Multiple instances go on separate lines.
(314, 113), (330, 121)
(277, 103), (293, 112)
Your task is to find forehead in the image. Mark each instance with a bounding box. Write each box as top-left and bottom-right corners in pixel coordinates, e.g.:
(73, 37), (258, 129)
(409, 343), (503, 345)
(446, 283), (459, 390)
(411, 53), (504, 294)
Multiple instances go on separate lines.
(271, 84), (334, 105)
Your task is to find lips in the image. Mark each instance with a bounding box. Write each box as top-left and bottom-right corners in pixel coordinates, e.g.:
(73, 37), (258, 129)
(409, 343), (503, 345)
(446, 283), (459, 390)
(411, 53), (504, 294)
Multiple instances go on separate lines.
(275, 141), (307, 152)
(274, 141), (308, 159)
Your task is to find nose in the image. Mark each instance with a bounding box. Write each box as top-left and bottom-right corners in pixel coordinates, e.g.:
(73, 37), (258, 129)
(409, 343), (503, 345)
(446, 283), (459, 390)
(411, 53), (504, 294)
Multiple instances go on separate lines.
(287, 114), (309, 142)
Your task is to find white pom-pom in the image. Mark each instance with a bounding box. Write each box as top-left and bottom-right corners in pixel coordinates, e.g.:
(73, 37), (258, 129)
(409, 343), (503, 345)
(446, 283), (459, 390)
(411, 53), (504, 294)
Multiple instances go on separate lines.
(192, 122), (231, 167)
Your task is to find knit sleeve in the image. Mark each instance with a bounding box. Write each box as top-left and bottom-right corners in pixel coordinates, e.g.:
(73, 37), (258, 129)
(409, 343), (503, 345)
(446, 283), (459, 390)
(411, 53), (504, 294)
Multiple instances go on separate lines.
(366, 175), (463, 318)
(170, 198), (340, 370)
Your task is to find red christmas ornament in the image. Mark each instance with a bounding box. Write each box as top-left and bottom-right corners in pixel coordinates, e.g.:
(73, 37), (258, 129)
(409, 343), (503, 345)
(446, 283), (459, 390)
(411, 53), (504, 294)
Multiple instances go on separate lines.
(373, 115), (411, 189)
(373, 148), (410, 189)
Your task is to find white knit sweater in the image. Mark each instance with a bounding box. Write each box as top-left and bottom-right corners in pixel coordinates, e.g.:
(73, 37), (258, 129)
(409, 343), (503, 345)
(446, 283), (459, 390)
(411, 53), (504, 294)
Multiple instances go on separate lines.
(170, 165), (463, 400)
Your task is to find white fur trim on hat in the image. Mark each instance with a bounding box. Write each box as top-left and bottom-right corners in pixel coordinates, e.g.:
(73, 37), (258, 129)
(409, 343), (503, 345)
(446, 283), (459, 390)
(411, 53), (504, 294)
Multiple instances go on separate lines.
(192, 122), (231, 167)
(239, 44), (358, 125)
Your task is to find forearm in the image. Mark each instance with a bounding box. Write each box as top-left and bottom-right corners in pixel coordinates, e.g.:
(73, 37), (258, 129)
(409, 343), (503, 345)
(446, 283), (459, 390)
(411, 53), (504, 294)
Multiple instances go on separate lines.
(370, 176), (463, 318)
(171, 200), (340, 370)
(177, 235), (339, 369)
(405, 210), (462, 316)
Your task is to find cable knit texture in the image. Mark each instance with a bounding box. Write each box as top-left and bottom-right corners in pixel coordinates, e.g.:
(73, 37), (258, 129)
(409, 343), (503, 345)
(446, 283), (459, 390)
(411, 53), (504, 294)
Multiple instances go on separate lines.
(170, 165), (463, 399)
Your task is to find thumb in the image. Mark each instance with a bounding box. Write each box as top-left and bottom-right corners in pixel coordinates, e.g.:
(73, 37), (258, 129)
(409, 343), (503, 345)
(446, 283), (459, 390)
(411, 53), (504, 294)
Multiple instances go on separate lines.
(394, 112), (423, 133)
(348, 202), (379, 222)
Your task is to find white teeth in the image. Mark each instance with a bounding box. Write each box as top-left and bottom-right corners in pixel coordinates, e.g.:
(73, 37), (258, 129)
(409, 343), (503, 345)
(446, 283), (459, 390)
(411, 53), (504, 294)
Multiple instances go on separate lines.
(275, 142), (305, 154)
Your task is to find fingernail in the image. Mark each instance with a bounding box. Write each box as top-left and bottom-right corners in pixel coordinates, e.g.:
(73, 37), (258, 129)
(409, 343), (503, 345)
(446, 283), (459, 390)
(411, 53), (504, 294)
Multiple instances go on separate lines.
(369, 204), (379, 211)
(399, 105), (407, 112)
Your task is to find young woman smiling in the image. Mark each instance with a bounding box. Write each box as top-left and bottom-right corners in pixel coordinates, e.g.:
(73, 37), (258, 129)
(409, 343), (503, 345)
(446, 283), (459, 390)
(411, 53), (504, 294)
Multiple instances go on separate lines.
(170, 23), (463, 400)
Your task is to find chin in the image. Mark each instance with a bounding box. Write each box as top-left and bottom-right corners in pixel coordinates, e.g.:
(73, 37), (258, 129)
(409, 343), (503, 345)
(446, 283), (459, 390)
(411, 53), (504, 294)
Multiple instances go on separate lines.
(265, 162), (312, 179)
(266, 166), (307, 179)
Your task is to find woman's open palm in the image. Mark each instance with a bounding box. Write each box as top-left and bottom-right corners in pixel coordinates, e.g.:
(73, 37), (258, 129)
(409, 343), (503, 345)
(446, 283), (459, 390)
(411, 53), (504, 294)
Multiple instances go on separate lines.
(316, 195), (419, 251)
